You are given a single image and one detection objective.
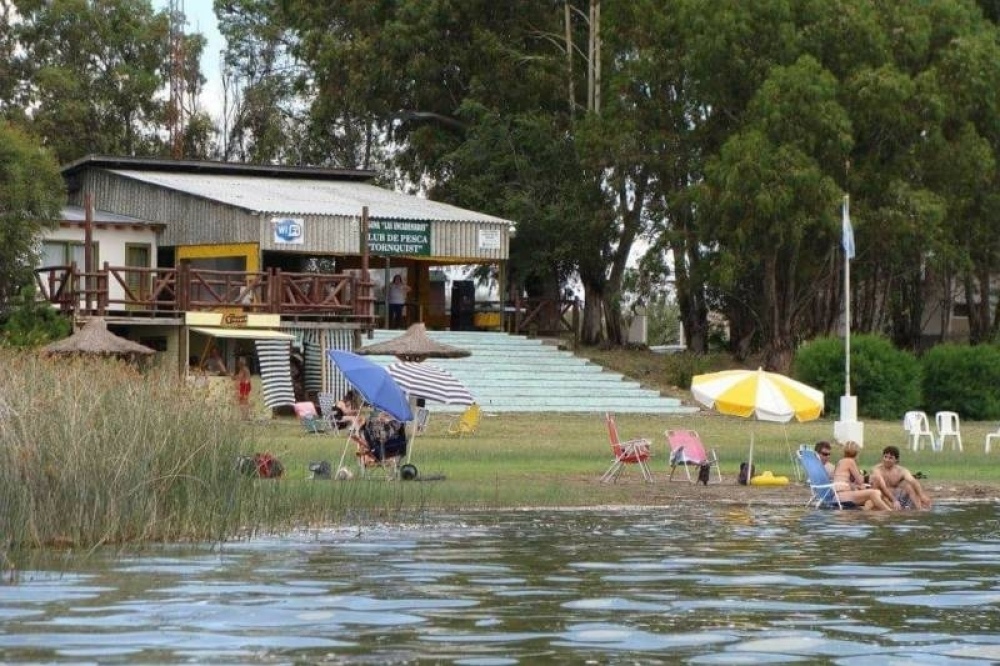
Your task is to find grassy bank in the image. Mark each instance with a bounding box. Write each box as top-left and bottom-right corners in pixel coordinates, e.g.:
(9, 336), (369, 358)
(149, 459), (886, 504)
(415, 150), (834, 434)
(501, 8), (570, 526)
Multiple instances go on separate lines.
(255, 408), (1000, 510)
(4, 347), (997, 566)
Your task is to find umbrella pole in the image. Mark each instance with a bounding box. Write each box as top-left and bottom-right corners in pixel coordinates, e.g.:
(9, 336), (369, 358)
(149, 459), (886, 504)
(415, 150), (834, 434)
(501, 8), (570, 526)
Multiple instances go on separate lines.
(748, 428), (754, 481)
(783, 425), (801, 482)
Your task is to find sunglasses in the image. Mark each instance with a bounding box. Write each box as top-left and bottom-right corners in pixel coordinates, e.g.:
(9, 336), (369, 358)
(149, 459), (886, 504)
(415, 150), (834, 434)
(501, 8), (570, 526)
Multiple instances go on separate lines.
(819, 451), (831, 456)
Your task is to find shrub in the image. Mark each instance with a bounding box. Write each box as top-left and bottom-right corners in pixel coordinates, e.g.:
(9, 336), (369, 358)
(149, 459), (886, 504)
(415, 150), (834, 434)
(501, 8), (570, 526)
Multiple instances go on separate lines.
(920, 344), (1000, 420)
(794, 334), (921, 420)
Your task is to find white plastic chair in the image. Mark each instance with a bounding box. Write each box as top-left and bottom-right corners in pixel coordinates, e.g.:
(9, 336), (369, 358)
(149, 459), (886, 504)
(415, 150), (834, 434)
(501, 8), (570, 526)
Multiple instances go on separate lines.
(934, 411), (963, 451)
(903, 411), (936, 451)
(986, 425), (1000, 453)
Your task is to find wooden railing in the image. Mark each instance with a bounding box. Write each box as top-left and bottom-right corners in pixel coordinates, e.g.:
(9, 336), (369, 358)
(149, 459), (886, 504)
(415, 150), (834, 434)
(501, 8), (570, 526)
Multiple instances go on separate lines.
(510, 297), (580, 340)
(34, 263), (376, 323)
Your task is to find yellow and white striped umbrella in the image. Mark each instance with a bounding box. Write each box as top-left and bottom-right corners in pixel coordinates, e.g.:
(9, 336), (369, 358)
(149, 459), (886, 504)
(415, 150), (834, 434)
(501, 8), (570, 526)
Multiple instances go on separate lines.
(690, 368), (824, 423)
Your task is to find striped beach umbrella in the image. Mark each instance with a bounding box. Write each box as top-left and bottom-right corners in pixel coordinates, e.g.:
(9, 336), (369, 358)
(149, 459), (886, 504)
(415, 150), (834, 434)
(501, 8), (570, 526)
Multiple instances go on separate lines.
(690, 368), (824, 423)
(386, 362), (475, 405)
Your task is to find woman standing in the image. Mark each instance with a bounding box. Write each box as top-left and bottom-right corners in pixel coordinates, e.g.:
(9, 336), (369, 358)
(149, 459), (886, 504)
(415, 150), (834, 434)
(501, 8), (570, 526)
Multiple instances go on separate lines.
(387, 274), (411, 329)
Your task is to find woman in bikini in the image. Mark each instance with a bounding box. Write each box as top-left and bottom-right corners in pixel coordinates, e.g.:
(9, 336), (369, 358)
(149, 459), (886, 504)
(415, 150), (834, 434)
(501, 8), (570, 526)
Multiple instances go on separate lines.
(832, 441), (893, 511)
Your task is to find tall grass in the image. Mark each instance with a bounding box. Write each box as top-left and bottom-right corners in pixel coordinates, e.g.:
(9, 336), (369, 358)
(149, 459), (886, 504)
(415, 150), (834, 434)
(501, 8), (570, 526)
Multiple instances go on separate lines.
(0, 351), (266, 555)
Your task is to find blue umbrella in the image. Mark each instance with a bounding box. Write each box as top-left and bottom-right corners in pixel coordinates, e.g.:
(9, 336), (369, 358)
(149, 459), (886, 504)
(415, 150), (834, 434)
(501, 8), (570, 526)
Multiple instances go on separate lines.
(327, 350), (413, 422)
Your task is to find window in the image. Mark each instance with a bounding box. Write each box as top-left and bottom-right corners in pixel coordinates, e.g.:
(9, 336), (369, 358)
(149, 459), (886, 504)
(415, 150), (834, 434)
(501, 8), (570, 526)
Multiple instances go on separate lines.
(125, 243), (152, 295)
(41, 241), (98, 268)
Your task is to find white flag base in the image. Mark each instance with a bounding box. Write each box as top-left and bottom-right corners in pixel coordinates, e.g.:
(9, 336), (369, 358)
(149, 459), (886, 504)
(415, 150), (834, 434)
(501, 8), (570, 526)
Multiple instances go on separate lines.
(834, 395), (864, 447)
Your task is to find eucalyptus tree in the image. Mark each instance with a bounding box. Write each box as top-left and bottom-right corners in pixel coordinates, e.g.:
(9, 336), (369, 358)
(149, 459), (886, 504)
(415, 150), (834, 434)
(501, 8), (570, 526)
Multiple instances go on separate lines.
(214, 0), (313, 164)
(919, 22), (1000, 344)
(7, 0), (208, 163)
(259, 0), (594, 317)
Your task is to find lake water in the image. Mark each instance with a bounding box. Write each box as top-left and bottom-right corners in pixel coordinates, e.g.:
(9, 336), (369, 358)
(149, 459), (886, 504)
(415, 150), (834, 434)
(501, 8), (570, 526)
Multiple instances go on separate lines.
(2, 502), (999, 664)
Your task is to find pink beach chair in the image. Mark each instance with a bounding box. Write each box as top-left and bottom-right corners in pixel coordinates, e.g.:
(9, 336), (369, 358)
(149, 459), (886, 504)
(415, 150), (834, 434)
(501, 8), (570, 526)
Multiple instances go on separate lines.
(666, 429), (721, 484)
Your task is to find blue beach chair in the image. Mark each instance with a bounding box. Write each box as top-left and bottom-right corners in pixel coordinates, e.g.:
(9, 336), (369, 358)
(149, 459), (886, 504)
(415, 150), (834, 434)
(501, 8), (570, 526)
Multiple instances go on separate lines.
(798, 448), (857, 510)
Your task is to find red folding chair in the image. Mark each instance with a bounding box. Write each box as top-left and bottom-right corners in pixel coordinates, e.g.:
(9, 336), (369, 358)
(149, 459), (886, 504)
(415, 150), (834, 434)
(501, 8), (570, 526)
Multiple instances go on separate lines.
(600, 413), (653, 483)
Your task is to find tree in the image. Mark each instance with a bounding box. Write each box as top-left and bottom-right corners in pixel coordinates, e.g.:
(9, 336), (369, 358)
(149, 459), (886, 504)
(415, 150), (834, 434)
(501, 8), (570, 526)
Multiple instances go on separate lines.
(0, 123), (64, 313)
(8, 0), (205, 163)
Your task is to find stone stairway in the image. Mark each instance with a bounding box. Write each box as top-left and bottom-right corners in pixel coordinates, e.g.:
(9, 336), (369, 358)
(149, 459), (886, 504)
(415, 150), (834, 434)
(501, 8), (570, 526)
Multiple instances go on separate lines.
(360, 329), (700, 414)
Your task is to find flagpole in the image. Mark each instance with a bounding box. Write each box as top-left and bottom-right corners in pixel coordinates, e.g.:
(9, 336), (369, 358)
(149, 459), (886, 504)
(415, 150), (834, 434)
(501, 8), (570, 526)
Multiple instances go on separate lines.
(835, 192), (864, 447)
(844, 194), (851, 397)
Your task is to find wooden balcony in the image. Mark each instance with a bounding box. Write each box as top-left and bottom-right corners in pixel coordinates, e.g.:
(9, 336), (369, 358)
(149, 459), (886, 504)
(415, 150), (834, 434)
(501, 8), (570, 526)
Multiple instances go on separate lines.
(34, 263), (376, 324)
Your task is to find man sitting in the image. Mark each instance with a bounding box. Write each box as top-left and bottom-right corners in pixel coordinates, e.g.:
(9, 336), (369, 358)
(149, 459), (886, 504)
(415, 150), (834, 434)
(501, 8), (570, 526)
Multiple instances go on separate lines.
(814, 440), (835, 478)
(354, 411), (408, 465)
(869, 445), (932, 510)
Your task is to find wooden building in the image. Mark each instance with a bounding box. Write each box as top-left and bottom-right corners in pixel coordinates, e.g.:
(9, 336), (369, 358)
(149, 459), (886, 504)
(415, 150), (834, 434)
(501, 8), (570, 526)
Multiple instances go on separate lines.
(38, 156), (514, 393)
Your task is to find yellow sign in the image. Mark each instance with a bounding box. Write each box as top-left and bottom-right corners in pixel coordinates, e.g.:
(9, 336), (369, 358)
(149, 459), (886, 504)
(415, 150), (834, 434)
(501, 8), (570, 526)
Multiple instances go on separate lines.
(222, 313), (249, 328)
(185, 312), (281, 328)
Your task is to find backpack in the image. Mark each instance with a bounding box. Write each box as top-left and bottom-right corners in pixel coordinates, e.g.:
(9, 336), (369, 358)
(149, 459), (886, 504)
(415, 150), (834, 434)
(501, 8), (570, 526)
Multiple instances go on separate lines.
(237, 453), (284, 479)
(737, 461), (756, 486)
(255, 453), (284, 478)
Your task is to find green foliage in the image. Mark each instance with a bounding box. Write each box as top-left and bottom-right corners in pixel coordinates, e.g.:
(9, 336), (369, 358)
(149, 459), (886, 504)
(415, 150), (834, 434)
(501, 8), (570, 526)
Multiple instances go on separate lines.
(661, 352), (720, 390)
(920, 344), (1000, 420)
(794, 334), (921, 420)
(0, 285), (71, 347)
(0, 124), (64, 312)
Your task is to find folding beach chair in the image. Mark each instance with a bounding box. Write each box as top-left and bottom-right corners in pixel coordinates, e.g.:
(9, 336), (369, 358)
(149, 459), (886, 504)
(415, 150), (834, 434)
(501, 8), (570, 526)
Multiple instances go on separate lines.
(294, 401), (327, 434)
(798, 448), (857, 509)
(665, 429), (721, 484)
(352, 413), (410, 479)
(317, 392), (341, 430)
(447, 403), (481, 437)
(600, 412), (653, 483)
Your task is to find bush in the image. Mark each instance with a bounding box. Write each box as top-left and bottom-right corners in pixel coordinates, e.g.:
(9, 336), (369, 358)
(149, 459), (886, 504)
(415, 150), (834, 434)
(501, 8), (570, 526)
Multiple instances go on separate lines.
(920, 344), (1000, 420)
(794, 334), (921, 420)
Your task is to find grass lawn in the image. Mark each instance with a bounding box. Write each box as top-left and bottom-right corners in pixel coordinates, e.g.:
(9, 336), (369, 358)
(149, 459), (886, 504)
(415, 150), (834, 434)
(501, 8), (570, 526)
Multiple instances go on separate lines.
(246, 410), (1000, 516)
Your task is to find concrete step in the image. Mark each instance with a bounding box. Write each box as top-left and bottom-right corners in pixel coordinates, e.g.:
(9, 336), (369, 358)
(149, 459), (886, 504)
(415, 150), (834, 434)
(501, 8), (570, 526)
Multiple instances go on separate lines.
(361, 329), (698, 415)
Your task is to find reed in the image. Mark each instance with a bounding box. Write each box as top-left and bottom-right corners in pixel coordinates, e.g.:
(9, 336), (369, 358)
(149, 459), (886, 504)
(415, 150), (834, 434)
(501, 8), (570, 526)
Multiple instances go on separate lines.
(0, 351), (267, 555)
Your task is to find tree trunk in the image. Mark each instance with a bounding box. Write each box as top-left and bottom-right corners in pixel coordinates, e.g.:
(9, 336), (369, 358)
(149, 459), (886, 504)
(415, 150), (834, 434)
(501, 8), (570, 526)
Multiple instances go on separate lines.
(580, 281), (605, 344)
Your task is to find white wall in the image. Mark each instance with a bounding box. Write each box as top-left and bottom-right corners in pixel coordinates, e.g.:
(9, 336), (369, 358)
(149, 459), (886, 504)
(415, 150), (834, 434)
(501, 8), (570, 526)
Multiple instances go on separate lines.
(41, 226), (159, 304)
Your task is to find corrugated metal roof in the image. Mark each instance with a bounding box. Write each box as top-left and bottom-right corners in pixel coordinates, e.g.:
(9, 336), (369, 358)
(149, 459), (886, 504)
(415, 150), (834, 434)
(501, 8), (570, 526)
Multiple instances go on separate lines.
(110, 170), (514, 225)
(62, 205), (159, 226)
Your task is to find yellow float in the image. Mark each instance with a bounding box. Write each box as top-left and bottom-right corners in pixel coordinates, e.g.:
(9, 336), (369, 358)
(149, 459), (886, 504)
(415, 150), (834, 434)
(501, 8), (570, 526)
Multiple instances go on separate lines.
(749, 470), (790, 486)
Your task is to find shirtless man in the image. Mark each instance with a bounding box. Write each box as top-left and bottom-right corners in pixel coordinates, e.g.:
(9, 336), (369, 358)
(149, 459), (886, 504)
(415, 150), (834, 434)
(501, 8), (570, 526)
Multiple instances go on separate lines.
(869, 445), (932, 510)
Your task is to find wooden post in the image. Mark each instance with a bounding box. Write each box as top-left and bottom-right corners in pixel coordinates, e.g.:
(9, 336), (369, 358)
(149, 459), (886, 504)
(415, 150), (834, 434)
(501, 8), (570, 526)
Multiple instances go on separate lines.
(360, 206), (372, 324)
(84, 192), (94, 313)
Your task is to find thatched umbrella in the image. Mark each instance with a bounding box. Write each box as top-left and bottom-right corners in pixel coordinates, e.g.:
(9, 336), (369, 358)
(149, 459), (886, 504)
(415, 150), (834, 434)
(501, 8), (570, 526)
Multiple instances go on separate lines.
(355, 323), (471, 362)
(41, 317), (156, 357)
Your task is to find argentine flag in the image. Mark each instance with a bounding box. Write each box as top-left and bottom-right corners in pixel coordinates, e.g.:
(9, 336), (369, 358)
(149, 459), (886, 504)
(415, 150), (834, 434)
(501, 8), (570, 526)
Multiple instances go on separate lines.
(842, 197), (855, 260)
